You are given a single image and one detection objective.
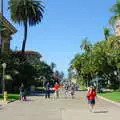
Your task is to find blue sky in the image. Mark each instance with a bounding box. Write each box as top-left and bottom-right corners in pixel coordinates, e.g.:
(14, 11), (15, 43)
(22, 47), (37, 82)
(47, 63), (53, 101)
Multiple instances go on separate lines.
(3, 0), (116, 76)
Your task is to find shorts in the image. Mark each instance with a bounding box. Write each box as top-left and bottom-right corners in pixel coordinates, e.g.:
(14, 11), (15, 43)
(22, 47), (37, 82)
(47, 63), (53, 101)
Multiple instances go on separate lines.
(88, 99), (95, 104)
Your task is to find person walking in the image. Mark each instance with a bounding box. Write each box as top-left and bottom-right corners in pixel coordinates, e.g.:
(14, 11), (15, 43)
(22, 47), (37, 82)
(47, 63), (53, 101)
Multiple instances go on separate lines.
(23, 88), (27, 101)
(19, 83), (25, 101)
(86, 86), (96, 112)
(70, 84), (75, 99)
(64, 84), (70, 98)
(45, 81), (51, 99)
(54, 82), (60, 98)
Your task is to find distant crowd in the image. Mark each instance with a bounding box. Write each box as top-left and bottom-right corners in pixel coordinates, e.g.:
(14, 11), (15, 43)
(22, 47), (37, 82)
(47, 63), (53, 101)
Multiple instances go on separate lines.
(19, 82), (97, 113)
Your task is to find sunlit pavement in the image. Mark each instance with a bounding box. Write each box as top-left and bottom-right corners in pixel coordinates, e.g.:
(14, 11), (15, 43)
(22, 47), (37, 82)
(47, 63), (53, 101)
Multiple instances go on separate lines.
(0, 90), (120, 120)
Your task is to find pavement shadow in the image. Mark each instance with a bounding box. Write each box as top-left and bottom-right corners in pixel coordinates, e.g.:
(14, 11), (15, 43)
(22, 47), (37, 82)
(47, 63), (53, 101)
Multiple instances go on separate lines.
(25, 99), (33, 102)
(94, 110), (108, 114)
(17, 98), (35, 102)
(0, 105), (7, 111)
(30, 94), (45, 96)
(0, 106), (3, 110)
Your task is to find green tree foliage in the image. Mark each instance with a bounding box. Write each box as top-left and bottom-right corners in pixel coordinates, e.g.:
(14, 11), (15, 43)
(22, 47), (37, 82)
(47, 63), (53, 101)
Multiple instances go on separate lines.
(109, 0), (120, 29)
(34, 61), (53, 84)
(70, 36), (120, 89)
(0, 53), (36, 92)
(0, 52), (53, 92)
(8, 0), (44, 53)
(103, 27), (111, 40)
(80, 37), (92, 53)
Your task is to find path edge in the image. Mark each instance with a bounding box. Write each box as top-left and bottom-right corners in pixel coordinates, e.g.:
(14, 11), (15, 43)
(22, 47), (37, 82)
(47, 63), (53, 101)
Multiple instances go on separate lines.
(98, 95), (120, 107)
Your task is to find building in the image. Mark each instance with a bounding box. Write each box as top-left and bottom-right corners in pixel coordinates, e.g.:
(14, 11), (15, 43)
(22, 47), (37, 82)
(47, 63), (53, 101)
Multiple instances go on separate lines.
(0, 13), (17, 53)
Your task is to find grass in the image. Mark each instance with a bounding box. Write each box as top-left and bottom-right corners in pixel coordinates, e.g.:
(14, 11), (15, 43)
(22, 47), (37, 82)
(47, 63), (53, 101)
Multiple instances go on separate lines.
(0, 93), (19, 101)
(99, 91), (120, 102)
(80, 85), (87, 91)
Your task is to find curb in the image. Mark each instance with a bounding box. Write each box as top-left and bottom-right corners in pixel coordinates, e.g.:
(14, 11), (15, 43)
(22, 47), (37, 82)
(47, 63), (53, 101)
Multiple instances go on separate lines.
(98, 95), (120, 107)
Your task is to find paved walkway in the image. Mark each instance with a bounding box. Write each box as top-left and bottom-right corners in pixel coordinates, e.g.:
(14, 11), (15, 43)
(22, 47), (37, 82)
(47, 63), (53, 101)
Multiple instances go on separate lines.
(0, 90), (120, 120)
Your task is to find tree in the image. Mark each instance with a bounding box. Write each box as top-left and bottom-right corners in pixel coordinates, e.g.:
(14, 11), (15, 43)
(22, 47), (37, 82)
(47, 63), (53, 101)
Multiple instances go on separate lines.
(103, 28), (111, 40)
(69, 1), (120, 89)
(80, 37), (92, 53)
(0, 52), (54, 92)
(70, 36), (120, 89)
(50, 62), (56, 71)
(34, 61), (53, 82)
(8, 0), (44, 53)
(0, 53), (36, 92)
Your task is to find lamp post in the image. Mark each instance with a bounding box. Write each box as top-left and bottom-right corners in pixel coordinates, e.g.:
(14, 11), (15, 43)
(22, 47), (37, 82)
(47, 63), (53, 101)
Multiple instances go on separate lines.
(2, 63), (6, 94)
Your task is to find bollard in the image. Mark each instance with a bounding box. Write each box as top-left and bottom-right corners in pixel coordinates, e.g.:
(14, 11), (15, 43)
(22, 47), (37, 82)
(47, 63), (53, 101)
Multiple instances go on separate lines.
(4, 91), (8, 104)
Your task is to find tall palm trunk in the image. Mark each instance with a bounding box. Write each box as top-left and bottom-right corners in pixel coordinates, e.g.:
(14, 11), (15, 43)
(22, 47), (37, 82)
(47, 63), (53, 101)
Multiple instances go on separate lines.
(22, 20), (28, 54)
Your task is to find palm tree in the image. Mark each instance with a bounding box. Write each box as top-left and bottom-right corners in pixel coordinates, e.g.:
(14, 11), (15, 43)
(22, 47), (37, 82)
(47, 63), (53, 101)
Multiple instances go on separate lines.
(80, 37), (92, 52)
(8, 0), (44, 53)
(50, 62), (56, 71)
(109, 0), (120, 30)
(60, 72), (64, 80)
(103, 28), (110, 40)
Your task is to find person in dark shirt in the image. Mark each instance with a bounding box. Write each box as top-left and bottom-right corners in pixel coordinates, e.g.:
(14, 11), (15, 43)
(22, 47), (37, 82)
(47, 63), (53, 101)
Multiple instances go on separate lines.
(45, 81), (51, 99)
(19, 83), (25, 101)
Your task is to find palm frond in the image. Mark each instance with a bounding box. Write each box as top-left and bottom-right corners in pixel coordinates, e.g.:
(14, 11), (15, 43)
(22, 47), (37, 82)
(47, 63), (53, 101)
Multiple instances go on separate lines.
(8, 0), (45, 26)
(103, 27), (111, 40)
(109, 0), (120, 29)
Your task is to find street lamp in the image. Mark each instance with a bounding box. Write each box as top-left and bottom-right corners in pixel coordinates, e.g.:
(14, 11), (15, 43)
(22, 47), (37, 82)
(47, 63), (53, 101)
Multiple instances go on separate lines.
(2, 63), (6, 94)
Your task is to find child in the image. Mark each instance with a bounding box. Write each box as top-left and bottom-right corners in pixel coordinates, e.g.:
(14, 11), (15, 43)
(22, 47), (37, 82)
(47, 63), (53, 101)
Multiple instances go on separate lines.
(87, 86), (96, 112)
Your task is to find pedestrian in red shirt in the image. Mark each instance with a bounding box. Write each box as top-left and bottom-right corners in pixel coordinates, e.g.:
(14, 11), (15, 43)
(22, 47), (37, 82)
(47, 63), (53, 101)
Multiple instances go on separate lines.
(86, 86), (96, 112)
(54, 82), (60, 98)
